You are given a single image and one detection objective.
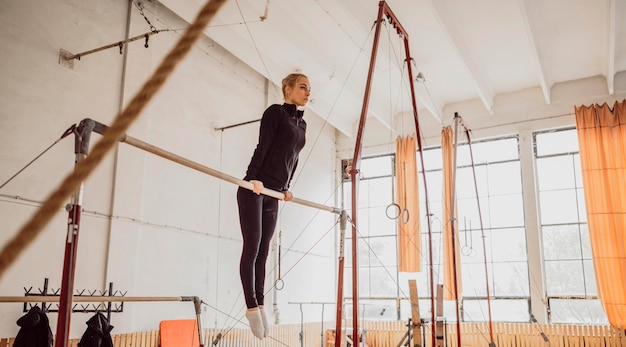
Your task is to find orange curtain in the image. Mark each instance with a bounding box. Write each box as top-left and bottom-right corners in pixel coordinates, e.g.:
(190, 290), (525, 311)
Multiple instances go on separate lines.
(396, 136), (421, 272)
(575, 100), (626, 328)
(441, 126), (462, 300)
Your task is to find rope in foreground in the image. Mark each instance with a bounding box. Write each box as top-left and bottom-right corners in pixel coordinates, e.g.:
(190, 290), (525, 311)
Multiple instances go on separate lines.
(0, 0), (228, 278)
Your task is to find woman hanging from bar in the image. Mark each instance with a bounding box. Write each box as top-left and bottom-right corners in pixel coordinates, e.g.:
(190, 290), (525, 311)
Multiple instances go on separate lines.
(237, 73), (310, 339)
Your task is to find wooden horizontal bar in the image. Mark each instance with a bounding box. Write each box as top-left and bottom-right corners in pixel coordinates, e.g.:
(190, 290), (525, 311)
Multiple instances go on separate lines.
(0, 296), (196, 303)
(121, 135), (341, 215)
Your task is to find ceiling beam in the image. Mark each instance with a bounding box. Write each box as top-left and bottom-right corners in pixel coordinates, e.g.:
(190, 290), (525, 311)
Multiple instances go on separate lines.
(607, 0), (616, 95)
(517, 0), (551, 104)
(427, 0), (495, 113)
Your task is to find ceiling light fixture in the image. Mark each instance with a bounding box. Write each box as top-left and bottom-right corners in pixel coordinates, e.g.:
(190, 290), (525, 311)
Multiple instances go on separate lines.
(415, 72), (425, 83)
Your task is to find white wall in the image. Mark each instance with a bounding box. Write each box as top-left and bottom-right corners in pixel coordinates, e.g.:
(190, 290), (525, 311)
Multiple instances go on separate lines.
(0, 0), (338, 338)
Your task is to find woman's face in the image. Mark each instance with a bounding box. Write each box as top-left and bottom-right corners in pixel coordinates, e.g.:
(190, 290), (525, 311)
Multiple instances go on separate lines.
(285, 77), (311, 107)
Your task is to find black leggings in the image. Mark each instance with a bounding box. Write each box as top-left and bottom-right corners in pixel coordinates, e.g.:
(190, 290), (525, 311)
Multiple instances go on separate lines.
(236, 187), (278, 309)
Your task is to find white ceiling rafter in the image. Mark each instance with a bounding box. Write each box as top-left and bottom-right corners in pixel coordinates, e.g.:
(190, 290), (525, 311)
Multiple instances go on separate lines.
(607, 0), (616, 95)
(517, 0), (551, 104)
(155, 0), (625, 141)
(426, 0), (495, 114)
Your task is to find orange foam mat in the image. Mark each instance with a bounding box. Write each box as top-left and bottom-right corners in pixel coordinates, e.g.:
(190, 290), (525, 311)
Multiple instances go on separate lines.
(159, 319), (200, 347)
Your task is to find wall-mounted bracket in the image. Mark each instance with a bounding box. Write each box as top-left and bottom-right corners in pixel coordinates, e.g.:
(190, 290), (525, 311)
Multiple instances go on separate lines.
(58, 49), (74, 69)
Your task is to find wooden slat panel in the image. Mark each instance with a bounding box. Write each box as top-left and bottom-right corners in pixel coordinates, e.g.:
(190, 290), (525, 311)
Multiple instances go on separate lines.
(435, 284), (445, 347)
(3, 322), (624, 347)
(408, 279), (423, 345)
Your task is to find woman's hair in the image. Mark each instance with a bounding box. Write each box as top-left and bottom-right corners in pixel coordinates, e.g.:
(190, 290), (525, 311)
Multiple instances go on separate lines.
(282, 73), (308, 99)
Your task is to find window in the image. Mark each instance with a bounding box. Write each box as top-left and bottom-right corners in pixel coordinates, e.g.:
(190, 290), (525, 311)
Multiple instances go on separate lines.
(534, 128), (607, 324)
(340, 136), (530, 323)
(342, 155), (402, 321)
(424, 136), (530, 322)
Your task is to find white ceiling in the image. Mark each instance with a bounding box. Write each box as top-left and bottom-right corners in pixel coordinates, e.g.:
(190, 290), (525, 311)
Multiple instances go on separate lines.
(159, 0), (625, 138)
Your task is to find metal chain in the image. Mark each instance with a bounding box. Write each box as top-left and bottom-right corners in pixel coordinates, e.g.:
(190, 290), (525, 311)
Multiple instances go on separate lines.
(134, 1), (157, 32)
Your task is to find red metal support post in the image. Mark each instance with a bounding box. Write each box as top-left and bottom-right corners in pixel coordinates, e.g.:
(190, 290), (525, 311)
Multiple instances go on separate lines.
(55, 119), (96, 347)
(402, 35), (439, 347)
(339, 2), (387, 346)
(336, 2), (441, 346)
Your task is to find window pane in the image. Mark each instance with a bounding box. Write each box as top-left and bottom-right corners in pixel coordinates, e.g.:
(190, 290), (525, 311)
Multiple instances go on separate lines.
(457, 197), (491, 230)
(456, 167), (478, 199)
(344, 236), (353, 268)
(361, 299), (398, 321)
(419, 170), (443, 205)
(369, 206), (396, 237)
(542, 225), (582, 260)
(488, 194), (525, 228)
(461, 263), (488, 296)
(421, 148), (442, 171)
(456, 165), (489, 200)
(491, 262), (529, 296)
(573, 153), (583, 187)
(443, 301), (460, 322)
(534, 128), (606, 320)
(577, 188), (587, 222)
(486, 162), (522, 194)
(357, 208), (370, 236)
(583, 260), (597, 295)
(535, 128), (579, 156)
(366, 236), (397, 267)
(412, 272), (433, 301)
(457, 137), (519, 165)
(490, 228), (527, 262)
(361, 156), (393, 178)
(358, 267), (370, 296)
(459, 227), (485, 265)
(537, 156), (576, 190)
(413, 300), (433, 322)
(580, 224), (592, 258)
(358, 181), (370, 206)
(368, 177), (392, 208)
(369, 266), (399, 296)
(343, 183), (352, 209)
(545, 260), (585, 295)
(549, 299), (608, 324)
(538, 190), (579, 224)
(464, 299), (529, 322)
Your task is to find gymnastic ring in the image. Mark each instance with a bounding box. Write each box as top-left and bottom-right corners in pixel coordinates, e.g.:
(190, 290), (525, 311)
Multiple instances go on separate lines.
(468, 248), (477, 258)
(275, 278), (284, 291)
(385, 203), (401, 220)
(401, 209), (410, 224)
(461, 246), (475, 257)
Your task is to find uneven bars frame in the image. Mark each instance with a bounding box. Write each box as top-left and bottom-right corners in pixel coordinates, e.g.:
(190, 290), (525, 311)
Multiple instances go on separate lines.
(52, 118), (341, 347)
(91, 123), (342, 215)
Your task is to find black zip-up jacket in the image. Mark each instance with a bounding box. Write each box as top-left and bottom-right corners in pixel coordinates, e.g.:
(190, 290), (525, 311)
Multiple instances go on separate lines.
(244, 103), (306, 191)
(77, 312), (114, 347)
(14, 305), (53, 347)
